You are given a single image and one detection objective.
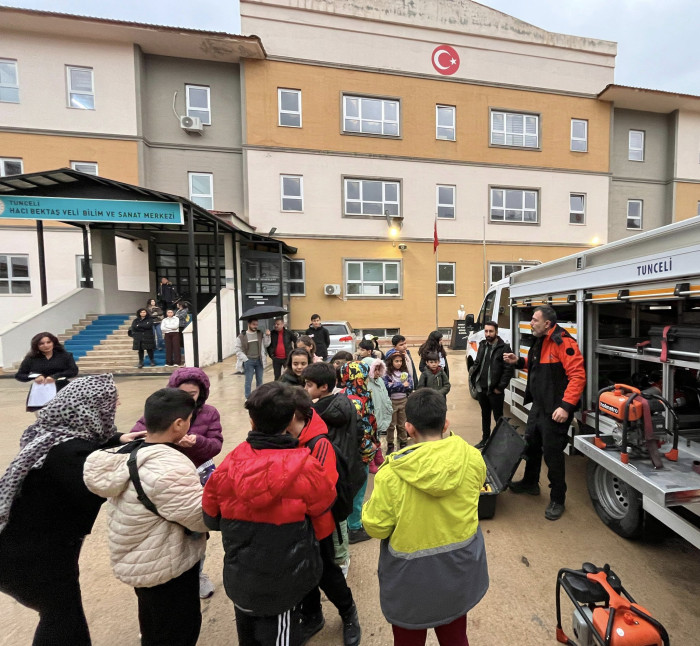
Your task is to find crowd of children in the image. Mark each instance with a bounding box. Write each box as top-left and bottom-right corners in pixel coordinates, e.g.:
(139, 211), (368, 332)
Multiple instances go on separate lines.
(0, 327), (489, 646)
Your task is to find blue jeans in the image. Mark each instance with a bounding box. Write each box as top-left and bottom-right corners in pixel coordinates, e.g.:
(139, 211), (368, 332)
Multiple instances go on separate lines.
(153, 325), (164, 349)
(347, 465), (370, 530)
(243, 358), (264, 398)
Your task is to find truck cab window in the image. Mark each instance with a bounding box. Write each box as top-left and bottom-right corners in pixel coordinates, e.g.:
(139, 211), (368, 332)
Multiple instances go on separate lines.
(477, 290), (497, 327)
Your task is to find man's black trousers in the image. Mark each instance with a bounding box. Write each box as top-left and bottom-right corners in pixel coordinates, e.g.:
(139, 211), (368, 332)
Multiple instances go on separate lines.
(476, 391), (504, 440)
(522, 406), (569, 504)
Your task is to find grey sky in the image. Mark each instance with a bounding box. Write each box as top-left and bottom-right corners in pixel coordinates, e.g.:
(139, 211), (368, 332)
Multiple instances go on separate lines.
(3, 0), (697, 94)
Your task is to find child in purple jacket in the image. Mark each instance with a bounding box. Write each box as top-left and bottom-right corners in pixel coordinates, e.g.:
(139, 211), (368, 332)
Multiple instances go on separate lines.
(130, 366), (223, 598)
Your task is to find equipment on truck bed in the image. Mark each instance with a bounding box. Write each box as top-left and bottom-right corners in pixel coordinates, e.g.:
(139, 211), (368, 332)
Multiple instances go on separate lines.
(594, 384), (679, 468)
(555, 563), (669, 646)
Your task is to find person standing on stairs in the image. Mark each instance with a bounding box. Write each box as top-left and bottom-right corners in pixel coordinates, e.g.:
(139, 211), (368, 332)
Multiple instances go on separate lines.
(129, 308), (156, 369)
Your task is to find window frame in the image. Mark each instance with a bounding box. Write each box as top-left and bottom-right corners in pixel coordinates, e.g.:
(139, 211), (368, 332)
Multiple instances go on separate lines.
(436, 104), (456, 141)
(490, 109), (540, 149)
(278, 88), (302, 128)
(344, 259), (402, 299)
(569, 193), (586, 225)
(280, 174), (304, 212)
(0, 58), (19, 103)
(287, 259), (306, 296)
(75, 255), (93, 288)
(488, 261), (537, 287)
(188, 172), (214, 210)
(436, 184), (456, 220)
(571, 118), (588, 152)
(437, 262), (456, 296)
(628, 130), (645, 162)
(342, 94), (401, 138)
(0, 157), (23, 176)
(70, 161), (98, 175)
(343, 177), (401, 218)
(185, 84), (211, 125)
(627, 199), (643, 230)
(489, 186), (539, 225)
(0, 253), (31, 295)
(66, 65), (95, 110)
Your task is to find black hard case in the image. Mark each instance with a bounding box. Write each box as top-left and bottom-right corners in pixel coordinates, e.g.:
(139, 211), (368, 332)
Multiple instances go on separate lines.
(648, 325), (700, 354)
(478, 417), (526, 520)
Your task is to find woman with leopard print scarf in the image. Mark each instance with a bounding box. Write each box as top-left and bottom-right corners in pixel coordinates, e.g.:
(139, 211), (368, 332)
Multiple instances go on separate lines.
(0, 374), (144, 645)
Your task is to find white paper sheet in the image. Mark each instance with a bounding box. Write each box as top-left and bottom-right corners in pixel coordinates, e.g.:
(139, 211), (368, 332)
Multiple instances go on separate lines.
(27, 382), (57, 408)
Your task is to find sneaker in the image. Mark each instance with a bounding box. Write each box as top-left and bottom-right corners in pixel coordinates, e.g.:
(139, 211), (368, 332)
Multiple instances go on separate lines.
(300, 610), (325, 643)
(199, 572), (215, 599)
(386, 443), (394, 454)
(399, 442), (407, 449)
(137, 362), (144, 369)
(340, 557), (351, 578)
(509, 479), (540, 496)
(545, 501), (565, 521)
(348, 527), (371, 544)
(340, 603), (362, 646)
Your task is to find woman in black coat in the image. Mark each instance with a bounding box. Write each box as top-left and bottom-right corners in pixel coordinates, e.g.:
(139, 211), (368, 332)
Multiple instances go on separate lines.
(0, 374), (145, 645)
(15, 332), (79, 412)
(129, 308), (156, 368)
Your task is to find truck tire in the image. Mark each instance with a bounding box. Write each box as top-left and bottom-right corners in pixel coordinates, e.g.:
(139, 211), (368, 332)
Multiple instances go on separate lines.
(467, 363), (478, 400)
(586, 461), (643, 539)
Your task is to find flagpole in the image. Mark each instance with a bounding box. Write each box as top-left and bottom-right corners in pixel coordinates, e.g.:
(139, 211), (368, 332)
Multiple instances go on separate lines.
(434, 216), (439, 331)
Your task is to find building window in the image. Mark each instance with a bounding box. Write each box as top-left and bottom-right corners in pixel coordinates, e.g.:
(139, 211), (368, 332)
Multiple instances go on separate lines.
(70, 161), (98, 175)
(280, 175), (303, 212)
(0, 157), (23, 176)
(490, 188), (538, 223)
(278, 88), (302, 127)
(571, 119), (588, 152)
(186, 85), (211, 125)
(489, 262), (536, 286)
(490, 110), (539, 148)
(75, 255), (93, 287)
(344, 178), (400, 217)
(287, 260), (305, 295)
(0, 59), (19, 103)
(436, 105), (455, 140)
(570, 193), (585, 225)
(188, 172), (213, 210)
(436, 185), (455, 219)
(629, 130), (645, 162)
(437, 262), (455, 295)
(627, 199), (643, 230)
(0, 254), (30, 294)
(345, 260), (401, 297)
(343, 95), (399, 137)
(357, 327), (400, 338)
(66, 66), (94, 110)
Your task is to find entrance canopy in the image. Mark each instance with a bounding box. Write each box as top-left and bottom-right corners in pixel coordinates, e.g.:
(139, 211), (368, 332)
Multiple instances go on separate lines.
(0, 168), (295, 366)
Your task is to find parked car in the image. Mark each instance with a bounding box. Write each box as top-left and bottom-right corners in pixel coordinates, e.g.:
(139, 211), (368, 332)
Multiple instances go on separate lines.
(323, 320), (357, 357)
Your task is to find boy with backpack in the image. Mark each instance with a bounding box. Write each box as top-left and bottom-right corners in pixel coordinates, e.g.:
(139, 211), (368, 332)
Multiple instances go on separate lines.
(288, 385), (362, 646)
(202, 382), (336, 646)
(83, 388), (208, 646)
(362, 389), (489, 646)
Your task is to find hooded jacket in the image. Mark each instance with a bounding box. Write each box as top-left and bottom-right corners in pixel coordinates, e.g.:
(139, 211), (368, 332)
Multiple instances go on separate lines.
(362, 434), (489, 630)
(339, 361), (378, 464)
(130, 368), (223, 467)
(361, 357), (393, 434)
(83, 442), (208, 588)
(297, 409), (338, 540)
(202, 436), (335, 616)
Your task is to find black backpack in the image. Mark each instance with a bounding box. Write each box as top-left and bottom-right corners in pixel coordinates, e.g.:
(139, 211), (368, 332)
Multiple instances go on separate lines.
(307, 434), (355, 526)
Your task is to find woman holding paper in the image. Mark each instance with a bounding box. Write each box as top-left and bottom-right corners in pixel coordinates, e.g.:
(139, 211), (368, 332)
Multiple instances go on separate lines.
(15, 332), (79, 412)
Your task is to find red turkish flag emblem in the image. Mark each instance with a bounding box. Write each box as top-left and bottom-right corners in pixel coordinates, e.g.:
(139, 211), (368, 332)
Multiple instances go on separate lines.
(431, 45), (460, 76)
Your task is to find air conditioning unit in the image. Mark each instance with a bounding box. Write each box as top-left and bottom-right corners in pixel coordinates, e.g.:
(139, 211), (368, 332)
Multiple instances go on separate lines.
(324, 284), (341, 296)
(179, 115), (203, 133)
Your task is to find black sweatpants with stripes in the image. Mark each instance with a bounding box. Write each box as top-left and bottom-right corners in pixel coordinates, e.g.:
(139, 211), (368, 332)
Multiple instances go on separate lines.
(235, 604), (302, 646)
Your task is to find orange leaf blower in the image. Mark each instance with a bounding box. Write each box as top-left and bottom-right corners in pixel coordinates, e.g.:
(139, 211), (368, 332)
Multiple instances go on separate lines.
(556, 563), (669, 646)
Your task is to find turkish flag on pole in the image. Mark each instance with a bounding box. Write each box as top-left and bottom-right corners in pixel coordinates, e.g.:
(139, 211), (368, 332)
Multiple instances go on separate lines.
(433, 218), (439, 253)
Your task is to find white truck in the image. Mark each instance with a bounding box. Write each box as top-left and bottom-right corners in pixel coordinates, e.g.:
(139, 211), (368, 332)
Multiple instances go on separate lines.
(465, 216), (700, 546)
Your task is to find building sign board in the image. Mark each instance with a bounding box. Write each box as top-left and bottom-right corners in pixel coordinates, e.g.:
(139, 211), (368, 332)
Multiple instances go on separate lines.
(0, 195), (183, 225)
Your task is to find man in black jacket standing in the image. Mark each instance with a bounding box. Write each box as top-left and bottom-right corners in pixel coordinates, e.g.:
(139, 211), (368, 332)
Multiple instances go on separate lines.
(157, 277), (179, 313)
(470, 321), (514, 449)
(305, 314), (331, 361)
(268, 317), (297, 380)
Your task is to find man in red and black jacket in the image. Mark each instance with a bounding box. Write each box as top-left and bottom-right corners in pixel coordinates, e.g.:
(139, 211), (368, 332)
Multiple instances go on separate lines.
(267, 317), (297, 380)
(504, 305), (585, 521)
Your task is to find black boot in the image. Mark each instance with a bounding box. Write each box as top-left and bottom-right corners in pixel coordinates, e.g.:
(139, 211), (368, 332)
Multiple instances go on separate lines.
(474, 435), (490, 450)
(340, 603), (361, 646)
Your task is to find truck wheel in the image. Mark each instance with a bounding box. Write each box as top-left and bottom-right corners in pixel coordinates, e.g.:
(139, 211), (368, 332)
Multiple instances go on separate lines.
(467, 363), (478, 400)
(586, 461), (643, 539)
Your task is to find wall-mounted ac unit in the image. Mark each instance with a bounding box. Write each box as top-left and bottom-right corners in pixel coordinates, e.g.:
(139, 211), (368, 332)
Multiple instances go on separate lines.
(180, 115), (203, 133)
(324, 284), (341, 296)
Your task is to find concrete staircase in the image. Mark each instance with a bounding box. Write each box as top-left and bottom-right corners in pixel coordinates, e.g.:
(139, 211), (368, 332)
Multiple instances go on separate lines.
(75, 316), (180, 374)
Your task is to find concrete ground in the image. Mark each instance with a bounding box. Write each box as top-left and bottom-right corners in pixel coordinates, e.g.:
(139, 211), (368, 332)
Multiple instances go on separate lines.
(1, 352), (699, 645)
